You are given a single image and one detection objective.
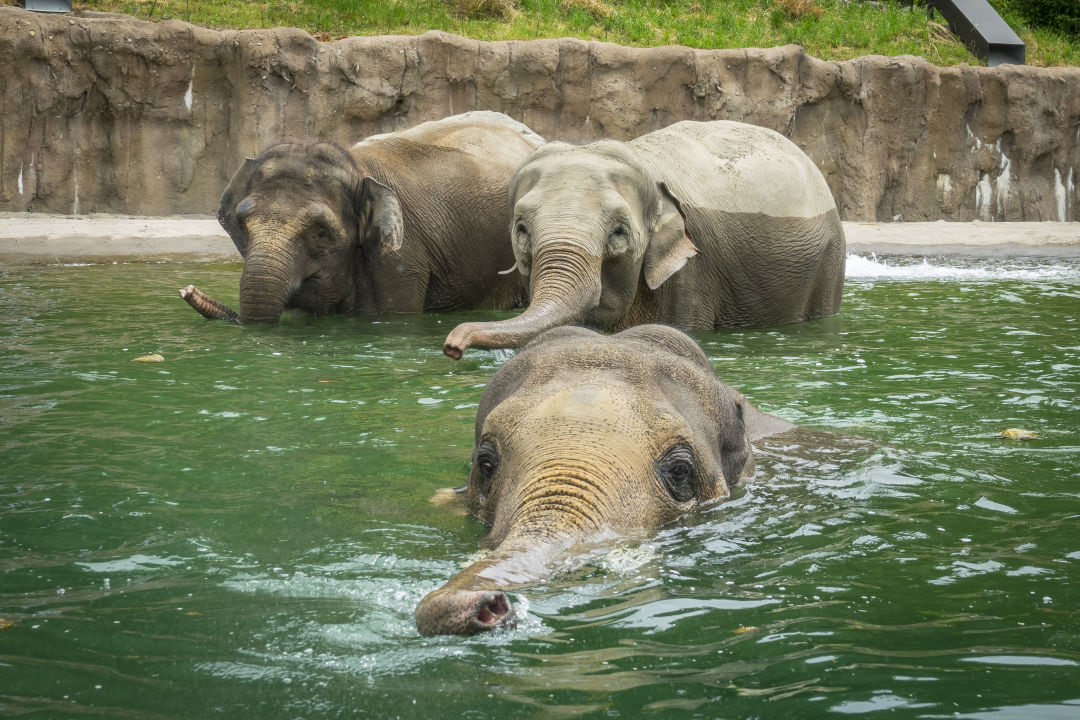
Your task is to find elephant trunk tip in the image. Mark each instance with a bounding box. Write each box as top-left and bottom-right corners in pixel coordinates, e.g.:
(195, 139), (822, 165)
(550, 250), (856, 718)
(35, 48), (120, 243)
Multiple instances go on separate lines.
(443, 323), (477, 360)
(415, 588), (515, 636)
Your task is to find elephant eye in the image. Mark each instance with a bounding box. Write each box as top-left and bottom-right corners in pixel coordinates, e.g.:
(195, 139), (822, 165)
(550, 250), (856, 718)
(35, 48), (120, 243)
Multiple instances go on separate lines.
(312, 227), (334, 247)
(658, 445), (696, 503)
(473, 440), (500, 498)
(608, 224), (631, 255)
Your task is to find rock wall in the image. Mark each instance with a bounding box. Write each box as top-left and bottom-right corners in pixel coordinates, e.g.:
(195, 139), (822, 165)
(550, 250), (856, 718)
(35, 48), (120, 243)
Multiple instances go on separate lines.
(1, 7), (1078, 221)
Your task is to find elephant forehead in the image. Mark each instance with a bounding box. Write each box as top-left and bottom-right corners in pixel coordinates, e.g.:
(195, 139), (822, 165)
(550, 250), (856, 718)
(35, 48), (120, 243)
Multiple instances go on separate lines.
(521, 151), (639, 194)
(244, 198), (345, 234)
(489, 380), (689, 443)
(254, 158), (353, 192)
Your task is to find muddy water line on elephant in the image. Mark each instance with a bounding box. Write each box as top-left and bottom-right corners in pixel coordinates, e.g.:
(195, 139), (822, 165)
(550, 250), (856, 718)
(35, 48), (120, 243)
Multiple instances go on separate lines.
(1, 255), (1078, 717)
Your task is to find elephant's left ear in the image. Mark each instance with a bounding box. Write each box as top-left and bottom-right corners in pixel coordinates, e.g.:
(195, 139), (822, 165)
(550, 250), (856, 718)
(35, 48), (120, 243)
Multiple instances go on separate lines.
(644, 182), (699, 290)
(356, 176), (404, 255)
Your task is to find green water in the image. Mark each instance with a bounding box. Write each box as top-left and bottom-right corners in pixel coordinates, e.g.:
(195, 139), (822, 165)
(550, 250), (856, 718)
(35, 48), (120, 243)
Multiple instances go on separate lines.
(1, 256), (1079, 719)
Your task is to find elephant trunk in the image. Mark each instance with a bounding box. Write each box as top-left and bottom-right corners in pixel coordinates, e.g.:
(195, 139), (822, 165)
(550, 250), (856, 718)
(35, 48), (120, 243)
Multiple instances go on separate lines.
(237, 236), (299, 325)
(416, 450), (622, 636)
(443, 243), (601, 359)
(414, 531), (573, 636)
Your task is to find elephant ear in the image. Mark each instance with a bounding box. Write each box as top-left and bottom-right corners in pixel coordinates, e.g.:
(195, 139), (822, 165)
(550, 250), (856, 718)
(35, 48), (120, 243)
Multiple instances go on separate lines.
(644, 182), (699, 291)
(356, 176), (404, 255)
(218, 157), (259, 256)
(719, 391), (755, 487)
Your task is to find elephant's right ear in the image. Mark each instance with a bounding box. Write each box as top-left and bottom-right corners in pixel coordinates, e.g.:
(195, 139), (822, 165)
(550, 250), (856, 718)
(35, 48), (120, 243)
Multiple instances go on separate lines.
(644, 182), (700, 290)
(217, 157), (259, 256)
(719, 391), (755, 488)
(356, 176), (404, 255)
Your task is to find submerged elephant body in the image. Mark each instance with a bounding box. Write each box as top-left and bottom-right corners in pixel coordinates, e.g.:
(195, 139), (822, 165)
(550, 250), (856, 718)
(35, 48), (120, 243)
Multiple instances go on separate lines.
(444, 120), (845, 358)
(182, 112), (544, 324)
(415, 324), (794, 636)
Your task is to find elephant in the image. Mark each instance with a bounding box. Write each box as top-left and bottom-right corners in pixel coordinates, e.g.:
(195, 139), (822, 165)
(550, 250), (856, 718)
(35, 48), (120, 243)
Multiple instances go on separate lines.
(443, 120), (845, 359)
(414, 324), (795, 636)
(179, 111), (544, 325)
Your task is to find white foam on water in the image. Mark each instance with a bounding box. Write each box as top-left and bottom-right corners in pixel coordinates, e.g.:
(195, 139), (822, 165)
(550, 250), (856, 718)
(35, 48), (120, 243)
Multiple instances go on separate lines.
(846, 254), (1080, 282)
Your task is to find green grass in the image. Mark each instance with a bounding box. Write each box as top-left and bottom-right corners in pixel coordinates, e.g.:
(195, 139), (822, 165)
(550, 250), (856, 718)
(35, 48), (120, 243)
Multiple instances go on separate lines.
(35, 0), (1080, 66)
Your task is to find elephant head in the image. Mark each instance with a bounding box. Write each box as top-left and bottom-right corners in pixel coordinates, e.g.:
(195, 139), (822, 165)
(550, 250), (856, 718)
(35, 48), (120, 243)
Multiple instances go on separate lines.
(415, 324), (793, 635)
(443, 142), (699, 359)
(217, 142), (403, 324)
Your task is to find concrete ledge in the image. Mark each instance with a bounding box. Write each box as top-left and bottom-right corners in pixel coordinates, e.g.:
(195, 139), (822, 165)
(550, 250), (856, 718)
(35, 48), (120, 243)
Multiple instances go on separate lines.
(845, 220), (1080, 257)
(0, 213), (236, 263)
(0, 214), (1077, 263)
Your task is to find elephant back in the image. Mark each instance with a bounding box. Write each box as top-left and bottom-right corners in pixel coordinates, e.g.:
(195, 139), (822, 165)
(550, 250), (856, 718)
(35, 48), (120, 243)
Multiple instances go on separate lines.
(629, 120), (837, 222)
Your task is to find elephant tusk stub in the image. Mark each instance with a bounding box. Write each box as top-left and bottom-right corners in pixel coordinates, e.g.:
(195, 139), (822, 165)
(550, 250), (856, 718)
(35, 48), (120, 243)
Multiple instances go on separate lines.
(497, 262), (519, 276)
(179, 285), (241, 324)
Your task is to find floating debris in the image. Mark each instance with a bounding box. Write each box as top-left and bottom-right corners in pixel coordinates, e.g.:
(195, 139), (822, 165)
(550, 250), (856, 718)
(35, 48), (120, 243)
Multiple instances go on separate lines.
(133, 353), (165, 363)
(732, 625), (759, 634)
(998, 428), (1037, 440)
(0, 617), (13, 630)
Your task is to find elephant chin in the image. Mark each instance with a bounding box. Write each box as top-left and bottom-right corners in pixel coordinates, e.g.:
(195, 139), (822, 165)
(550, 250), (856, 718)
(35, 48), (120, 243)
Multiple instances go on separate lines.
(414, 588), (515, 636)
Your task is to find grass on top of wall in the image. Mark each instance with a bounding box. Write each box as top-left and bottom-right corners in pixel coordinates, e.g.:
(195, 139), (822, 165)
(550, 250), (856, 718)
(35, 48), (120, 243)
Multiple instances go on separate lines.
(7, 0), (1076, 66)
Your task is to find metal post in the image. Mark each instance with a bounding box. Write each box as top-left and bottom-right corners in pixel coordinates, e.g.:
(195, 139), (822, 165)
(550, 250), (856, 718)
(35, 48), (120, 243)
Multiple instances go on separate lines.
(20, 0), (73, 12)
(928, 0), (1025, 66)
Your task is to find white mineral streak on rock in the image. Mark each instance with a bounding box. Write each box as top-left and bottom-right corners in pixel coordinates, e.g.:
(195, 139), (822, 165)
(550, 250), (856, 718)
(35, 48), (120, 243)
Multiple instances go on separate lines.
(966, 124), (982, 151)
(1068, 168), (1076, 221)
(17, 162), (23, 195)
(995, 140), (1012, 218)
(184, 73), (194, 112)
(1053, 168), (1074, 222)
(976, 173), (992, 221)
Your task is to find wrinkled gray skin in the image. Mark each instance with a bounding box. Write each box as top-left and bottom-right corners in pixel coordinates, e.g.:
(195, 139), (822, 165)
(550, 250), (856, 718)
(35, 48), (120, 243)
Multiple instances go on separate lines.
(415, 324), (794, 636)
(444, 120), (845, 359)
(181, 112), (544, 325)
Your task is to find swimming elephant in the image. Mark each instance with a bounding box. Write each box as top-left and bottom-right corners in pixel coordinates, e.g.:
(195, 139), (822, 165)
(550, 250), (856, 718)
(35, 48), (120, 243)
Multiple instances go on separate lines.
(443, 120), (845, 359)
(415, 324), (795, 636)
(180, 111), (544, 324)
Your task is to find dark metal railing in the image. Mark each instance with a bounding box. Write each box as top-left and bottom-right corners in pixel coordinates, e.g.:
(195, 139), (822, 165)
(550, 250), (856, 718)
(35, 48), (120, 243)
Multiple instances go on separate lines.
(928, 0), (1026, 66)
(21, 1), (73, 12)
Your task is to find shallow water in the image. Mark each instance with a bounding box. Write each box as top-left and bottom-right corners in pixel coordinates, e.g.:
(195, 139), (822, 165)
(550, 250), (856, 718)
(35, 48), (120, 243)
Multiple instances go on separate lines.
(1, 255), (1078, 719)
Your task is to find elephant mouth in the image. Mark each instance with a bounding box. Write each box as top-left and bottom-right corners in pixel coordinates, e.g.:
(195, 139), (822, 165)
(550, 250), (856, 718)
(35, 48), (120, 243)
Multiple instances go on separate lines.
(289, 271), (343, 315)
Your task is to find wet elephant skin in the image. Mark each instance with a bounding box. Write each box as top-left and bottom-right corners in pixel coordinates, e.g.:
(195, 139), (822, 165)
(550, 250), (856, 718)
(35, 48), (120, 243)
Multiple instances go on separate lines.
(182, 111), (543, 324)
(415, 324), (795, 636)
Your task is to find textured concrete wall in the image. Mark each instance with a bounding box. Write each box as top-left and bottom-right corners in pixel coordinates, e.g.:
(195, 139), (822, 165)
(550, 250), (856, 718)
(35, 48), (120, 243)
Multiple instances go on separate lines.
(2, 7), (1078, 220)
